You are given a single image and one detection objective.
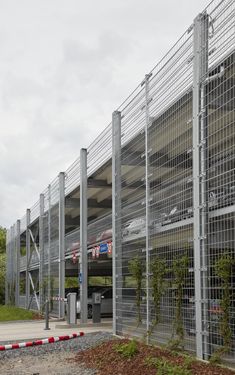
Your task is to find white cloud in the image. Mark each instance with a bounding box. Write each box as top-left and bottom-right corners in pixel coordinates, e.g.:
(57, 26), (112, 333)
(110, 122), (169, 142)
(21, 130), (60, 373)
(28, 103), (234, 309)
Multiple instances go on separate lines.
(0, 0), (208, 227)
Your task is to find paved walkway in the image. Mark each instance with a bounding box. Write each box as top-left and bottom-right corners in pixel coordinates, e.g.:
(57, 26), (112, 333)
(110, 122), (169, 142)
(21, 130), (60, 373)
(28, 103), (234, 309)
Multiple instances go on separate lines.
(0, 319), (112, 343)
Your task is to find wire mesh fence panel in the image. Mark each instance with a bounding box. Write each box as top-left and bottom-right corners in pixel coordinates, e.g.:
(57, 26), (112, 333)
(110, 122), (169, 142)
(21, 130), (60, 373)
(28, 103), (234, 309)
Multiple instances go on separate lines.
(5, 229), (10, 305)
(65, 229), (80, 257)
(20, 215), (26, 234)
(87, 214), (112, 250)
(5, 0), (234, 363)
(6, 226), (16, 305)
(27, 216), (40, 311)
(149, 225), (195, 352)
(147, 26), (194, 350)
(87, 125), (112, 178)
(49, 178), (60, 316)
(114, 13), (195, 346)
(30, 201), (40, 225)
(65, 159), (80, 196)
(19, 295), (26, 308)
(202, 0), (235, 361)
(41, 188), (49, 308)
(206, 214), (235, 360)
(113, 0), (234, 362)
(19, 230), (27, 301)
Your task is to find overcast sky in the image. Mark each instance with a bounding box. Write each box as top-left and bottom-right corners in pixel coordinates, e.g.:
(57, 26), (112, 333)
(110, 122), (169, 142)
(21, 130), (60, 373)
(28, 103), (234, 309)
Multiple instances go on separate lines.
(0, 0), (208, 228)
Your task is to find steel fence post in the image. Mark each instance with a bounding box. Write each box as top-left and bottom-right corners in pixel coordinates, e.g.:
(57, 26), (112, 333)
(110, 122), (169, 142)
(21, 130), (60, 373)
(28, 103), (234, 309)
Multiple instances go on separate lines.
(26, 209), (31, 309)
(48, 184), (51, 310)
(143, 73), (151, 341)
(80, 148), (88, 324)
(11, 225), (15, 305)
(193, 12), (209, 360)
(39, 193), (44, 310)
(15, 219), (20, 307)
(5, 230), (9, 305)
(59, 172), (65, 319)
(44, 299), (50, 330)
(112, 110), (122, 335)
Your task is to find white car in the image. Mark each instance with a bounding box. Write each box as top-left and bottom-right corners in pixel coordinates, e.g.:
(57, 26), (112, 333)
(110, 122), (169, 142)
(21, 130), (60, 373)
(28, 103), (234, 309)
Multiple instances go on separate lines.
(122, 217), (146, 240)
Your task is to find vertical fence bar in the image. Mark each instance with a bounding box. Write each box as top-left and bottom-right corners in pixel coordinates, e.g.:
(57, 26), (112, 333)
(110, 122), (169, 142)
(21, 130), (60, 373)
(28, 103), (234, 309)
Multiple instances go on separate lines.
(39, 193), (44, 310)
(15, 220), (20, 307)
(7, 227), (10, 305)
(10, 225), (15, 305)
(48, 184), (51, 308)
(144, 73), (151, 339)
(59, 172), (65, 319)
(6, 228), (11, 305)
(26, 209), (30, 309)
(199, 13), (209, 360)
(193, 12), (209, 360)
(80, 148), (88, 324)
(5, 229), (9, 305)
(112, 110), (122, 335)
(13, 224), (17, 304)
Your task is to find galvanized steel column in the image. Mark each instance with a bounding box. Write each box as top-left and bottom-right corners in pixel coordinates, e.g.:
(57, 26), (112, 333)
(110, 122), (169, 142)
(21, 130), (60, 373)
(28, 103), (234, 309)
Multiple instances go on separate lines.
(26, 209), (30, 309)
(48, 184), (51, 308)
(5, 229), (9, 305)
(39, 193), (44, 310)
(193, 12), (209, 360)
(15, 220), (20, 307)
(80, 148), (88, 324)
(142, 72), (151, 339)
(112, 110), (122, 335)
(10, 225), (15, 304)
(59, 172), (65, 319)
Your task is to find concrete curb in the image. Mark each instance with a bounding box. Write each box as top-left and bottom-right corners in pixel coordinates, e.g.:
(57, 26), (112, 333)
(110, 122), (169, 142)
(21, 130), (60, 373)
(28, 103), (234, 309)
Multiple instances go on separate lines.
(55, 322), (112, 329)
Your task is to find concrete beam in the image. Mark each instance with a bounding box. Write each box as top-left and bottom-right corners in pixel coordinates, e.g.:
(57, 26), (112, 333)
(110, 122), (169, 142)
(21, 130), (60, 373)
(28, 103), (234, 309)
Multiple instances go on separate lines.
(65, 197), (112, 209)
(87, 178), (112, 188)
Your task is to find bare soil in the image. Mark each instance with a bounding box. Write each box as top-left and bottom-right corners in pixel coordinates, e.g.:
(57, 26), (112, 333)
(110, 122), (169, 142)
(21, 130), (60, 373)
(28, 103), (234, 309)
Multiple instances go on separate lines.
(71, 339), (235, 375)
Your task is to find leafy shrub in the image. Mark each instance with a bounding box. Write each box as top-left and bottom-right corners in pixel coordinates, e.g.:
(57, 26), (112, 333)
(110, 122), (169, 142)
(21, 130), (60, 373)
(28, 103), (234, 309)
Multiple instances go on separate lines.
(115, 339), (138, 358)
(128, 257), (143, 324)
(145, 356), (192, 375)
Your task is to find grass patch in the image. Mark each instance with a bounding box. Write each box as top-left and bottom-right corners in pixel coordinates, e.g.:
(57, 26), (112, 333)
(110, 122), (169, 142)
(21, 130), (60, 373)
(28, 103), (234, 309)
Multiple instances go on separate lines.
(0, 305), (42, 321)
(146, 356), (192, 375)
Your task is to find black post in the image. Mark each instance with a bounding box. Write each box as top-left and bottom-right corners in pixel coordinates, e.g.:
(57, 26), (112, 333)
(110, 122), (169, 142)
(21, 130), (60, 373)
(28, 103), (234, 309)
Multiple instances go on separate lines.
(44, 300), (50, 330)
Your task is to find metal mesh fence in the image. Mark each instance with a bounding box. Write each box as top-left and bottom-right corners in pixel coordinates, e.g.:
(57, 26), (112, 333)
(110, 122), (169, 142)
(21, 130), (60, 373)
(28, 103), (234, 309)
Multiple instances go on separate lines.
(49, 178), (60, 315)
(203, 0), (234, 360)
(113, 0), (234, 362)
(5, 0), (234, 362)
(65, 158), (80, 196)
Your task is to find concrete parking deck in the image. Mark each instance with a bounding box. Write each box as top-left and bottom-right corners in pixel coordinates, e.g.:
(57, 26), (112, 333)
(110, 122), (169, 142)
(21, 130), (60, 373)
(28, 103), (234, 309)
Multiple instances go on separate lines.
(0, 319), (112, 343)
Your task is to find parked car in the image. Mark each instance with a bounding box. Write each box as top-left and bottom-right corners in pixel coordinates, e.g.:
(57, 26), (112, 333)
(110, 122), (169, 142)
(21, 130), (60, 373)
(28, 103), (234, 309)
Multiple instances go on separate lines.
(76, 287), (113, 318)
(96, 229), (112, 242)
(122, 217), (146, 240)
(162, 205), (193, 225)
(184, 297), (235, 346)
(208, 186), (235, 209)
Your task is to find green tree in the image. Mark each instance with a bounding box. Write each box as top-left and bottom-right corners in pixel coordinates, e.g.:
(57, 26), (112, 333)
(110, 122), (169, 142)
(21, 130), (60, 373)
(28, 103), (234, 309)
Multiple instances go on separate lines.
(0, 227), (6, 254)
(0, 253), (6, 304)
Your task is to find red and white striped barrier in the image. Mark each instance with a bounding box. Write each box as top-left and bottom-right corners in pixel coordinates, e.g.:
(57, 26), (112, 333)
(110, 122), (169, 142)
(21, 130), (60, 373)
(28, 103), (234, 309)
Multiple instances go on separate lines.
(51, 297), (67, 302)
(0, 332), (84, 351)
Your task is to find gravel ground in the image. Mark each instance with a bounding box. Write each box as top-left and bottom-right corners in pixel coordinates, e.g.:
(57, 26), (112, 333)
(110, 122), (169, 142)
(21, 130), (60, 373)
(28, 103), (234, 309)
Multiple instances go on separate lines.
(0, 331), (112, 375)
